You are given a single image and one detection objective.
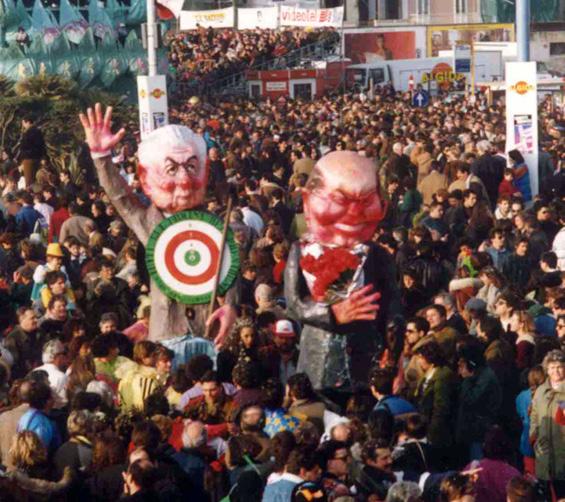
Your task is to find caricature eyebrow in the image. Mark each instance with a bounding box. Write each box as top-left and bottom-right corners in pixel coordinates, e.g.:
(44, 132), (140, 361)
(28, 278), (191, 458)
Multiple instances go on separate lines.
(164, 155), (198, 165)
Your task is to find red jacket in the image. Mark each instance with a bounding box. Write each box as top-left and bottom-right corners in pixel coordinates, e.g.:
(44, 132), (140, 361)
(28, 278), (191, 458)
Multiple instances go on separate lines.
(48, 207), (70, 243)
(498, 179), (519, 199)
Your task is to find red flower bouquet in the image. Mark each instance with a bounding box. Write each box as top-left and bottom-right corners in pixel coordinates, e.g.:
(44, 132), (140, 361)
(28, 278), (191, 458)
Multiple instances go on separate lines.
(300, 247), (361, 303)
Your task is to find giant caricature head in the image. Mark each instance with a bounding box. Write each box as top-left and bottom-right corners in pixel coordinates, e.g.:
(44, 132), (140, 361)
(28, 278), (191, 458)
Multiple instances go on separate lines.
(303, 151), (385, 248)
(137, 125), (208, 213)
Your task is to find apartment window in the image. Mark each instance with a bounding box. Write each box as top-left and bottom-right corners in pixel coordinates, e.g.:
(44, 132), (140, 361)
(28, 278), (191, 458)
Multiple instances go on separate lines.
(550, 43), (565, 56)
(455, 0), (467, 14)
(417, 0), (429, 15)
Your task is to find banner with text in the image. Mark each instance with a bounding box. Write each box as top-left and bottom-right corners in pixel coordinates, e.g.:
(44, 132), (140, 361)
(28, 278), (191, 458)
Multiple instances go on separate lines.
(237, 7), (278, 30)
(180, 6), (234, 29)
(279, 5), (343, 28)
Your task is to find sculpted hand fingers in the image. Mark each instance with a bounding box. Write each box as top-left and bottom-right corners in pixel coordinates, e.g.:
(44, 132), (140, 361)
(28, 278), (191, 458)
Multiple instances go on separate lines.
(87, 107), (95, 129)
(95, 102), (104, 127)
(112, 128), (126, 144)
(103, 106), (113, 130)
(354, 291), (381, 307)
(79, 113), (90, 130)
(354, 303), (379, 315)
(350, 284), (374, 300)
(353, 313), (378, 321)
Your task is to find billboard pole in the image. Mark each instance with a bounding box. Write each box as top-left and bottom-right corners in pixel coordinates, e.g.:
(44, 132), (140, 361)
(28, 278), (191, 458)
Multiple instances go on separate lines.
(138, 0), (168, 139)
(516, 0), (530, 62)
(146, 0), (157, 75)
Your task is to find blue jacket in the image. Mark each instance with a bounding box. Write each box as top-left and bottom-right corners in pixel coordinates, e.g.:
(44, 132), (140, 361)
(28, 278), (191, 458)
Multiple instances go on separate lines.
(516, 389), (534, 457)
(15, 205), (43, 237)
(18, 408), (61, 452)
(262, 474), (303, 502)
(514, 164), (532, 202)
(172, 449), (207, 491)
(374, 396), (416, 417)
(485, 246), (511, 272)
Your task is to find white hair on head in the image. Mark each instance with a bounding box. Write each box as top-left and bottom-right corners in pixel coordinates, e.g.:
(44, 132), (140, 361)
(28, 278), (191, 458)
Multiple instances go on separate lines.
(392, 142), (403, 154)
(137, 125), (207, 171)
(42, 339), (65, 364)
(182, 420), (207, 449)
(476, 140), (492, 153)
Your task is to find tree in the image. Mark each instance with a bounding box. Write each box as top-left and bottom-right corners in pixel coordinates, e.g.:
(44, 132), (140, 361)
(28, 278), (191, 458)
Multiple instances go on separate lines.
(0, 74), (136, 183)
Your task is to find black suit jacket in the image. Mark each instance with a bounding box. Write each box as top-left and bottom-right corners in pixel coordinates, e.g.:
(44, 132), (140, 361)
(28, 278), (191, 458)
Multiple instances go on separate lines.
(20, 126), (46, 160)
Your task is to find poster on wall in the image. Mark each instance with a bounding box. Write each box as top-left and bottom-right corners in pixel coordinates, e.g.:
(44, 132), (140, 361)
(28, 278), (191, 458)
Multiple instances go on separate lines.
(428, 23), (514, 57)
(514, 115), (534, 154)
(344, 31), (416, 63)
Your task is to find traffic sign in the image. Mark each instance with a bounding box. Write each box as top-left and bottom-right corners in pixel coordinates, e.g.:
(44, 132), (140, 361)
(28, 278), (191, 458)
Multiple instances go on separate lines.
(412, 90), (429, 108)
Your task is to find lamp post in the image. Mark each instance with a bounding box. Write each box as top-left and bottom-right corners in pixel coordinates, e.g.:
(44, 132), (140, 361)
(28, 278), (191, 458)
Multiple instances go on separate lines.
(516, 0), (530, 62)
(146, 0), (157, 75)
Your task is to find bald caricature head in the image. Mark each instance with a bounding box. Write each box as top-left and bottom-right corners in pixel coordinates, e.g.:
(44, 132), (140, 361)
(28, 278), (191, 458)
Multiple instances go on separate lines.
(303, 151), (385, 248)
(137, 125), (208, 213)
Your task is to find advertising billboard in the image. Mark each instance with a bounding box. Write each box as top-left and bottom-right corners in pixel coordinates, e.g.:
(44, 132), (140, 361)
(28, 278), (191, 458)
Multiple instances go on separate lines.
(505, 62), (539, 196)
(344, 31), (416, 63)
(428, 23), (514, 57)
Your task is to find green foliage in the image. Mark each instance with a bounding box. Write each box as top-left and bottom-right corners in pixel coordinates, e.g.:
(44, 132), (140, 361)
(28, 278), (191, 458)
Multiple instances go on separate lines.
(0, 74), (136, 182)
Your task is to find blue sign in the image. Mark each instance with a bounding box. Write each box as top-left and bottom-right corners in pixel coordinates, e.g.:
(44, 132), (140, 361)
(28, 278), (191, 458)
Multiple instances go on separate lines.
(455, 59), (471, 73)
(412, 90), (429, 108)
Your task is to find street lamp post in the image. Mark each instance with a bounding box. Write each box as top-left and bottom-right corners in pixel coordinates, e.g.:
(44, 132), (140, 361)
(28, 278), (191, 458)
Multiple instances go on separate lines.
(516, 0), (530, 62)
(146, 0), (158, 76)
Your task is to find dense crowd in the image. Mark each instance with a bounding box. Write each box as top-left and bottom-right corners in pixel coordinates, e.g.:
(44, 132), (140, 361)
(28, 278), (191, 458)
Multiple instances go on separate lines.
(0, 76), (563, 502)
(166, 27), (339, 85)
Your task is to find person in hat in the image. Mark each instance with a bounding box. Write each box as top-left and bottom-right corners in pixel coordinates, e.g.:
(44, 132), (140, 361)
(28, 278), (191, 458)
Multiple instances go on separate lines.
(31, 243), (71, 303)
(260, 320), (299, 385)
(79, 103), (238, 343)
(464, 297), (488, 336)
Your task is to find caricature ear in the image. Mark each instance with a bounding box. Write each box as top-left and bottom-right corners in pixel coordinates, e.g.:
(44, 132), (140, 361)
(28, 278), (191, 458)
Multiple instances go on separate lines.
(137, 164), (152, 198)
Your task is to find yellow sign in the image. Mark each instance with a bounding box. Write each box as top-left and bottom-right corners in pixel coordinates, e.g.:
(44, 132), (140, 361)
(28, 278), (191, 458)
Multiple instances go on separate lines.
(139, 89), (147, 98)
(510, 81), (533, 95)
(421, 63), (464, 85)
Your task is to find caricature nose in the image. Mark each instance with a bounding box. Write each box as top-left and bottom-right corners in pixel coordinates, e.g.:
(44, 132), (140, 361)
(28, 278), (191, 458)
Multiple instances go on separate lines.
(177, 168), (194, 188)
(347, 200), (364, 216)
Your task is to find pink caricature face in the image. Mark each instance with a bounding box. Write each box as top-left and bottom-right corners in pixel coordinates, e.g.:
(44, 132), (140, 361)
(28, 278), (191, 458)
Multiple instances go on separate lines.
(138, 145), (208, 213)
(303, 152), (385, 248)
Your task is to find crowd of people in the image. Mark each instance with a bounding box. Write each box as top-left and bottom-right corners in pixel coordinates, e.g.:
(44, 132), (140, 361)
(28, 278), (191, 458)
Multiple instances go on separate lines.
(0, 53), (563, 502)
(166, 27), (339, 86)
